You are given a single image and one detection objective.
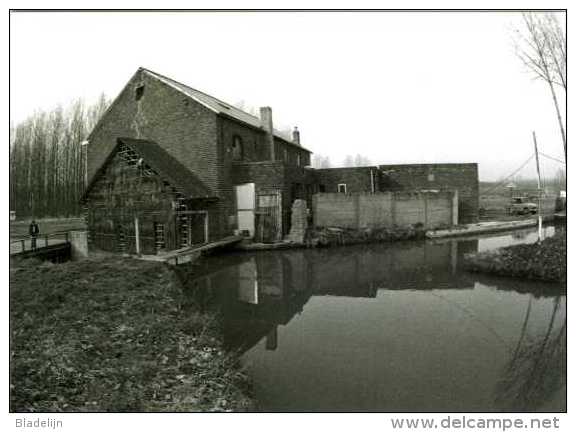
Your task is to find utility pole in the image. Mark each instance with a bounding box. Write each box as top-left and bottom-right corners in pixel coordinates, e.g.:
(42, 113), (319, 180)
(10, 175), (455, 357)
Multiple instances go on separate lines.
(533, 131), (543, 242)
(81, 140), (89, 190)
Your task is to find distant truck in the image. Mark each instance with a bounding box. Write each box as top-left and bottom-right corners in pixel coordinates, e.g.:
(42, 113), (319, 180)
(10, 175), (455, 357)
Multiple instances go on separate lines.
(506, 197), (538, 215)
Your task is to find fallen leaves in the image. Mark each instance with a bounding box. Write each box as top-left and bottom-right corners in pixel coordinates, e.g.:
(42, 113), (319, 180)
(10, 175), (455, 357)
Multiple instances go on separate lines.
(10, 257), (254, 412)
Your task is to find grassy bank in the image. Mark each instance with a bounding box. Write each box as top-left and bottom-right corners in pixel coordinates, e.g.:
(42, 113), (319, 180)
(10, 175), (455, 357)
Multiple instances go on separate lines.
(464, 232), (566, 283)
(10, 257), (254, 412)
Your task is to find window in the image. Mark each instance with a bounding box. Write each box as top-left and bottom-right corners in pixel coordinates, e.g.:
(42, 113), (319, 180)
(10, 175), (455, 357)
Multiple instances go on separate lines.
(283, 147), (289, 162)
(428, 173), (435, 182)
(232, 135), (243, 161)
(135, 85), (145, 101)
(319, 184), (326, 193)
(338, 184), (347, 193)
(296, 153), (301, 166)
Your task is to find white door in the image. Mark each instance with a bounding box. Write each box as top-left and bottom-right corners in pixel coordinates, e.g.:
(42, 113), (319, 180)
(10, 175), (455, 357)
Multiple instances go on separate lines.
(237, 258), (258, 304)
(235, 183), (255, 237)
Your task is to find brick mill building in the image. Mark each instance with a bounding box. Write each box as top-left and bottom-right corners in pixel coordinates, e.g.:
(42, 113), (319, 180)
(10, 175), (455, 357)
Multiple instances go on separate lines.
(83, 67), (478, 255)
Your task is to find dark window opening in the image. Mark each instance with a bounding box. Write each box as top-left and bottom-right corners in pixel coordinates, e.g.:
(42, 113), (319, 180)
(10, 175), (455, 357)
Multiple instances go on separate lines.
(319, 184), (326, 193)
(135, 85), (145, 101)
(232, 135), (243, 161)
(291, 183), (304, 201)
(306, 184), (314, 200)
(338, 184), (347, 193)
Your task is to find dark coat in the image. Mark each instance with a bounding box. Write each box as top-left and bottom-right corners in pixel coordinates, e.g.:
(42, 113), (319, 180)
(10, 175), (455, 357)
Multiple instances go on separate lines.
(29, 222), (39, 237)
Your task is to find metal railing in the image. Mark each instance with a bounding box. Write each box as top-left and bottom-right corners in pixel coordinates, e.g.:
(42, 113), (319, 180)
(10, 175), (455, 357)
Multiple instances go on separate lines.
(10, 231), (71, 254)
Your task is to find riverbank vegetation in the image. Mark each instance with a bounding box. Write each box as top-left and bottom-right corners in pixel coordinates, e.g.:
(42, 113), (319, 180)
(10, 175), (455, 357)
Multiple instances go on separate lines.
(309, 225), (427, 247)
(464, 231), (566, 283)
(10, 257), (254, 412)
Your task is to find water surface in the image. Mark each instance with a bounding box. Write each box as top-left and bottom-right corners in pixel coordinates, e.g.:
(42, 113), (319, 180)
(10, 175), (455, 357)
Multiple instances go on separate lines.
(183, 225), (565, 412)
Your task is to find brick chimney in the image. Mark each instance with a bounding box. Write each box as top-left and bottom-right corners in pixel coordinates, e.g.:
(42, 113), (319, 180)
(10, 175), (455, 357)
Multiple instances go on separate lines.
(292, 126), (300, 146)
(260, 107), (275, 160)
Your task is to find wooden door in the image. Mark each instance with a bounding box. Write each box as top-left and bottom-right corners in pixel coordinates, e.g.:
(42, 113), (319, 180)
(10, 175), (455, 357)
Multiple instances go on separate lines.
(256, 193), (281, 243)
(177, 212), (207, 248)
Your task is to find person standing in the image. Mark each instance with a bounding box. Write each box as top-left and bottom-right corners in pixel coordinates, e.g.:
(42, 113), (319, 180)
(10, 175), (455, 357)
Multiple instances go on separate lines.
(29, 220), (39, 250)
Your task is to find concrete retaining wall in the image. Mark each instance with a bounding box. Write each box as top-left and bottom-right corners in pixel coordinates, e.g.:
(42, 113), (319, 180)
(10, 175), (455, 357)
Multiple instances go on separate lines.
(313, 191), (456, 230)
(70, 230), (89, 260)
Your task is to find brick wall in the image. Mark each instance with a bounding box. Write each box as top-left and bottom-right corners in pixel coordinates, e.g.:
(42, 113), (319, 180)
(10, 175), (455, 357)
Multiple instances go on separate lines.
(88, 69), (220, 195)
(231, 162), (316, 235)
(220, 116), (268, 163)
(275, 137), (311, 167)
(313, 191), (455, 230)
(378, 163), (479, 223)
(232, 161), (285, 192)
(88, 69), (314, 242)
(88, 69), (226, 239)
(219, 118), (312, 236)
(315, 167), (379, 193)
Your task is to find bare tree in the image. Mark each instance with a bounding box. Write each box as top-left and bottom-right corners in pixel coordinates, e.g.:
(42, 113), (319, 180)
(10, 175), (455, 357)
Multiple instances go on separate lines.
(9, 96), (110, 218)
(232, 99), (259, 117)
(342, 155), (354, 167)
(514, 12), (566, 161)
(554, 168), (566, 192)
(354, 154), (372, 167)
(342, 154), (372, 167)
(312, 153), (332, 168)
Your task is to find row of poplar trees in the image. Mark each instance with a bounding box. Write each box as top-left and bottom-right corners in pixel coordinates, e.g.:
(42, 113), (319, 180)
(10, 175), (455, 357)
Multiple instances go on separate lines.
(9, 94), (110, 218)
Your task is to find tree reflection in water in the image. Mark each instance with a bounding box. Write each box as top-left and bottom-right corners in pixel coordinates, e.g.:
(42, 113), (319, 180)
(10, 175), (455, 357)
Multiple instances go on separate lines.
(495, 296), (566, 411)
(173, 230), (566, 412)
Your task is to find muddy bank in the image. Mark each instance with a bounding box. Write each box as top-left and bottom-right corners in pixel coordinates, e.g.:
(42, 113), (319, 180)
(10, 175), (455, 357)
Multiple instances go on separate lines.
(9, 257), (255, 412)
(464, 232), (566, 283)
(310, 225), (427, 246)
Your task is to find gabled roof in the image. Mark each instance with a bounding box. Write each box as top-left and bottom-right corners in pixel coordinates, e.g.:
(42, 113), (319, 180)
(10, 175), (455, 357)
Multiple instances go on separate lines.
(141, 67), (312, 153)
(82, 137), (215, 201)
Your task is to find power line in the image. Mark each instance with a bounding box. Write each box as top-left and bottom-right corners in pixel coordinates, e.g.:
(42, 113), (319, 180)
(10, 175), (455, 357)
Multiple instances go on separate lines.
(483, 155), (535, 195)
(539, 152), (566, 165)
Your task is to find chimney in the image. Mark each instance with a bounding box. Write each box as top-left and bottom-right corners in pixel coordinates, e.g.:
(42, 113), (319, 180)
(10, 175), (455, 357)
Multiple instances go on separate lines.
(292, 126), (300, 146)
(260, 106), (275, 160)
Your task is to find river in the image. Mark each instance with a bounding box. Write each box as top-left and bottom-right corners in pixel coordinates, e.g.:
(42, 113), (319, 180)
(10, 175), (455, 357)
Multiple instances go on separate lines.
(182, 225), (566, 412)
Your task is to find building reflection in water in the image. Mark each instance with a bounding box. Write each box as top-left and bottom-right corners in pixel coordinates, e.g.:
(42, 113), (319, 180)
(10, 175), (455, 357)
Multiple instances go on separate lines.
(181, 238), (481, 355)
(179, 233), (565, 411)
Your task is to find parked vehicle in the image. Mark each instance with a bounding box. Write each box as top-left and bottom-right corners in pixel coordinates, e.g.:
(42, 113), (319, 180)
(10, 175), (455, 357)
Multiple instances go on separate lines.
(555, 191), (566, 213)
(506, 197), (538, 215)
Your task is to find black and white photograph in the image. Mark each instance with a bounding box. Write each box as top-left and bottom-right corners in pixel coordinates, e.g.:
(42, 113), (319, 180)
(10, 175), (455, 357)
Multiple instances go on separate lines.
(8, 5), (568, 428)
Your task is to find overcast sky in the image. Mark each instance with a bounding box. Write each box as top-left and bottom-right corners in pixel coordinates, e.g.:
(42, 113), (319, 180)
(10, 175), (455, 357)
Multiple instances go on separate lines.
(10, 11), (566, 181)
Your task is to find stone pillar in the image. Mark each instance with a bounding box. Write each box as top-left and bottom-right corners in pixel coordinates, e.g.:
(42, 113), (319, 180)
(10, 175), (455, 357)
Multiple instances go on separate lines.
(452, 190), (459, 226)
(286, 199), (308, 244)
(70, 230), (89, 260)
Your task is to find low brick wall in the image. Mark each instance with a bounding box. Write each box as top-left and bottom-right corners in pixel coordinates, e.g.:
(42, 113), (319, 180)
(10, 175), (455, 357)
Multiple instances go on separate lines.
(313, 191), (456, 230)
(379, 163), (479, 223)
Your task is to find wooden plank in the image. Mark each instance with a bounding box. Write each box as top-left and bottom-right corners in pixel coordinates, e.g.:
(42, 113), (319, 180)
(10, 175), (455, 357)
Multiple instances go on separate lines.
(160, 235), (243, 265)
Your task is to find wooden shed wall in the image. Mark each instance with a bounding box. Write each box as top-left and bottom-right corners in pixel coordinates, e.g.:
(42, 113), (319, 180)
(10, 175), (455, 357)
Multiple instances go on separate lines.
(85, 151), (180, 254)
